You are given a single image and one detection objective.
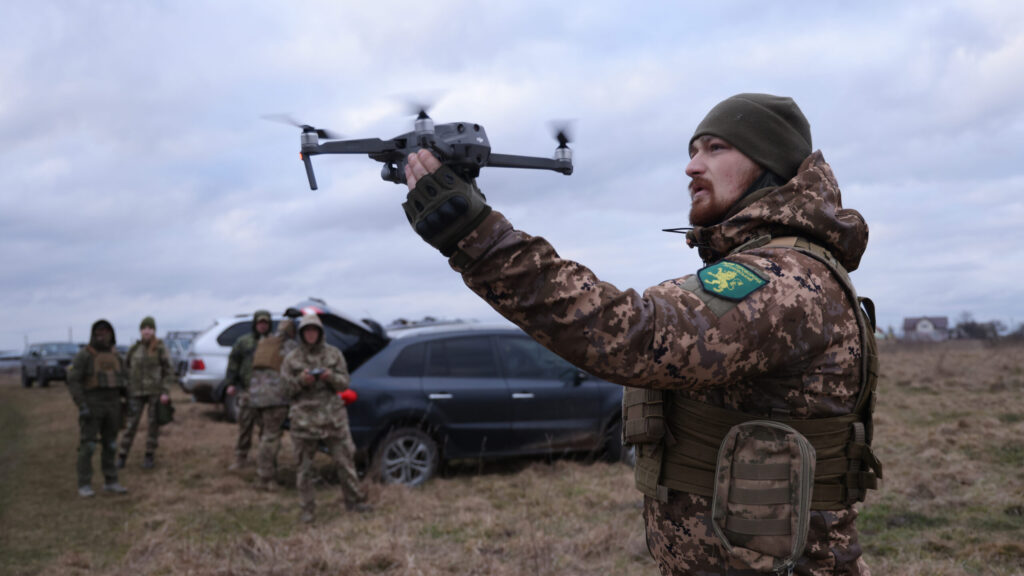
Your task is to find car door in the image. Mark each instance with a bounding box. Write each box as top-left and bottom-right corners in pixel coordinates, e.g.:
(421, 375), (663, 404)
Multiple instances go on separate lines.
(497, 335), (605, 454)
(420, 335), (514, 457)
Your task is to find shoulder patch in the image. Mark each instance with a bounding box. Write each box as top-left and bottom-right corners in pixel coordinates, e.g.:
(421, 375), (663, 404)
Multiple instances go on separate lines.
(698, 260), (767, 301)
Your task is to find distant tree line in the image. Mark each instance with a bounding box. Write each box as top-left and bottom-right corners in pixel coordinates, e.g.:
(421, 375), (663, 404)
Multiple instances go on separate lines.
(953, 312), (1020, 341)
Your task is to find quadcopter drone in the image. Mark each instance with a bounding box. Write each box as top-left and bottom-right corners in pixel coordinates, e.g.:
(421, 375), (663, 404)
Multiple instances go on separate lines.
(266, 110), (573, 190)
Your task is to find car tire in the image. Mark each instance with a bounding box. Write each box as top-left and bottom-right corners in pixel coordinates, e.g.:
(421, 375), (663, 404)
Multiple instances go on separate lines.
(21, 369), (33, 388)
(604, 419), (635, 467)
(223, 394), (239, 423)
(372, 427), (439, 487)
(37, 369), (49, 388)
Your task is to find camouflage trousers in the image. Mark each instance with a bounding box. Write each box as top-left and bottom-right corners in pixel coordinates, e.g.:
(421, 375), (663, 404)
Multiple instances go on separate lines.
(644, 491), (870, 575)
(255, 406), (289, 482)
(292, 433), (366, 513)
(235, 393), (260, 460)
(77, 392), (122, 487)
(119, 394), (161, 458)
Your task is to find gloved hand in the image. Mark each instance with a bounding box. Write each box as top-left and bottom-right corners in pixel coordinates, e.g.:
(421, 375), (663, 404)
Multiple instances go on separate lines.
(403, 150), (491, 256)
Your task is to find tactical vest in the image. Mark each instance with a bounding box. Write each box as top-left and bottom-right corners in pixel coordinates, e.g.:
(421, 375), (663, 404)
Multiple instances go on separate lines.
(84, 347), (125, 391)
(252, 335), (284, 372)
(624, 236), (881, 511)
(128, 339), (165, 393)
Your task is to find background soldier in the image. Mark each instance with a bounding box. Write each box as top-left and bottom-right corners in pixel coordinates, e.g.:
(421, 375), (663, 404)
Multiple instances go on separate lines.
(224, 310), (271, 470)
(400, 94), (879, 574)
(117, 316), (173, 470)
(249, 316), (298, 490)
(66, 319), (129, 497)
(281, 313), (369, 524)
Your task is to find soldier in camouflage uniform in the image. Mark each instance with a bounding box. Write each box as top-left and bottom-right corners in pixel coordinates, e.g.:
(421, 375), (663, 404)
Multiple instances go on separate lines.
(281, 314), (369, 524)
(250, 317), (298, 490)
(66, 319), (129, 497)
(224, 310), (271, 470)
(400, 94), (879, 574)
(117, 316), (173, 470)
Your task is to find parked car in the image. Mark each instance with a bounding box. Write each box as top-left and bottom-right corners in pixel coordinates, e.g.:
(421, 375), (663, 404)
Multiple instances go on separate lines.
(165, 330), (200, 377)
(179, 298), (387, 421)
(346, 322), (627, 486)
(21, 342), (82, 388)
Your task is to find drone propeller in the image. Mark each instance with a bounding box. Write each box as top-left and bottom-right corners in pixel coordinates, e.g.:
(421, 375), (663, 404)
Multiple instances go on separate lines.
(261, 114), (343, 140)
(548, 120), (575, 149)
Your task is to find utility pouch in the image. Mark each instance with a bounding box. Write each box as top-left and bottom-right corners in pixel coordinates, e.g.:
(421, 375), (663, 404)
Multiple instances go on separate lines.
(711, 420), (816, 574)
(621, 387), (666, 444)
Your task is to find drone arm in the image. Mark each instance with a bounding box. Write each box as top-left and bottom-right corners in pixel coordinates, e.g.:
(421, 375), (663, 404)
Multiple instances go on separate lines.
(301, 153), (318, 190)
(312, 138), (399, 155)
(487, 153), (573, 175)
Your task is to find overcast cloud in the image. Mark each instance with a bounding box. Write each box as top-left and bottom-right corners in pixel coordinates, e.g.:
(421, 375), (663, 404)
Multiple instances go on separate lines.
(2, 0), (1023, 350)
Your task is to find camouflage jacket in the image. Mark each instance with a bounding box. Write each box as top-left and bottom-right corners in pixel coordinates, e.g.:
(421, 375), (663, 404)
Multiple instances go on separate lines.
(448, 152), (871, 572)
(125, 338), (174, 397)
(281, 317), (351, 440)
(225, 333), (260, 393)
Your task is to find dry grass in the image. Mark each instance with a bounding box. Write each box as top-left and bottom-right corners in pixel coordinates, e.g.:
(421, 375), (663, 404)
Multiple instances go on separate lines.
(1, 340), (1023, 575)
(860, 340), (1024, 575)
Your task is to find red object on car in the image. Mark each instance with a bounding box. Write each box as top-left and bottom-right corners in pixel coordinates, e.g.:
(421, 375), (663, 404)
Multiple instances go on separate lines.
(190, 358), (206, 371)
(339, 389), (357, 405)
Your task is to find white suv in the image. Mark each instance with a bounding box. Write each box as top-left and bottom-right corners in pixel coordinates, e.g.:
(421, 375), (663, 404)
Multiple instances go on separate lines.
(179, 299), (387, 421)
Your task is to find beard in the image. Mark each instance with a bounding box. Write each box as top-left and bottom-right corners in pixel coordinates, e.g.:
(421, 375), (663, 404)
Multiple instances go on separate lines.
(688, 178), (731, 227)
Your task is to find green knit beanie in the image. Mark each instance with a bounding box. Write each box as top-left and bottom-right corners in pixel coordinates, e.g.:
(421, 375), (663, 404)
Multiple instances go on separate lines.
(140, 316), (156, 330)
(690, 93), (812, 181)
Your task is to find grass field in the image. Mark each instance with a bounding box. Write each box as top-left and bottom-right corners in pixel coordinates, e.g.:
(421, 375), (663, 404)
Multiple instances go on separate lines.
(1, 340), (1022, 575)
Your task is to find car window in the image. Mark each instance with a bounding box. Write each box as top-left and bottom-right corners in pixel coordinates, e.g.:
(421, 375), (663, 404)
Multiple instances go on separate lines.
(216, 321), (280, 346)
(497, 336), (575, 380)
(389, 342), (425, 377)
(217, 322), (252, 346)
(425, 336), (499, 378)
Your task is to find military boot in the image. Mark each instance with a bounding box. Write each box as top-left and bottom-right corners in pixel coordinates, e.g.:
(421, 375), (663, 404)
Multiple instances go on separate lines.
(142, 453), (155, 469)
(299, 508), (315, 524)
(228, 455), (248, 471)
(78, 485), (95, 498)
(103, 482), (128, 495)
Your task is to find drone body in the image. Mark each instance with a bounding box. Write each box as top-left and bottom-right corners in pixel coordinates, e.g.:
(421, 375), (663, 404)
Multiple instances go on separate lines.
(275, 112), (573, 191)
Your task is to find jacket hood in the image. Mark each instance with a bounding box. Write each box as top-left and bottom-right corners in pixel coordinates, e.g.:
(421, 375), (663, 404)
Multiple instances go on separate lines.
(685, 151), (868, 271)
(252, 309), (272, 337)
(90, 319), (116, 349)
(298, 314), (324, 350)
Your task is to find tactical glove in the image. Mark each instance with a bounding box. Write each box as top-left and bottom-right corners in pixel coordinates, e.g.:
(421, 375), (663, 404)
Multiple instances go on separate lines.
(403, 165), (491, 256)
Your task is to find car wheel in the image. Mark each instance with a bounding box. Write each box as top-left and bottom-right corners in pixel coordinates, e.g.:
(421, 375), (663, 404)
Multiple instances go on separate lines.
(372, 427), (439, 487)
(21, 369), (33, 388)
(604, 419), (634, 466)
(37, 369), (49, 388)
(223, 394), (239, 423)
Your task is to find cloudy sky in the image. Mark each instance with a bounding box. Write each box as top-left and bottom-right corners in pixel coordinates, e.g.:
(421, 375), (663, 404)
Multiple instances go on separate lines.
(2, 1), (1023, 351)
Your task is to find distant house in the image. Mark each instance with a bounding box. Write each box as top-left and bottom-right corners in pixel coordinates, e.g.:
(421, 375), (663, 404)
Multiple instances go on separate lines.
(902, 316), (949, 342)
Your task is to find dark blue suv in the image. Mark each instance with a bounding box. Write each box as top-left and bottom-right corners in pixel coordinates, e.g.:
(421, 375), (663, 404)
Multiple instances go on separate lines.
(346, 322), (626, 486)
